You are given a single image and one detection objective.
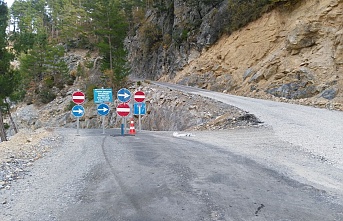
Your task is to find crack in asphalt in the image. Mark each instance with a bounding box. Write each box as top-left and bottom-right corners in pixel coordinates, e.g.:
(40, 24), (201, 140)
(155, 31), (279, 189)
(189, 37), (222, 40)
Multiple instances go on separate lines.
(255, 203), (265, 216)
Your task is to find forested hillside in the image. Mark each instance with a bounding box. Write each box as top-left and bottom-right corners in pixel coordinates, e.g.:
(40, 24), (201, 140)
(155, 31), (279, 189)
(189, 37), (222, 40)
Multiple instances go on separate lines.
(0, 0), (143, 139)
(6, 0), (134, 102)
(3, 0), (298, 105)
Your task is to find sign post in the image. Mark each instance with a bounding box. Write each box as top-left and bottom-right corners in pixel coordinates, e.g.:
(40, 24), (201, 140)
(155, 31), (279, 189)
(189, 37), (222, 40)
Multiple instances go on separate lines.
(138, 103), (142, 131)
(116, 102), (130, 135)
(93, 88), (113, 103)
(117, 88), (131, 135)
(97, 103), (110, 134)
(134, 102), (146, 131)
(134, 91), (145, 103)
(117, 88), (131, 103)
(72, 91), (86, 105)
(71, 105), (85, 135)
(71, 90), (85, 135)
(94, 88), (113, 134)
(134, 91), (146, 131)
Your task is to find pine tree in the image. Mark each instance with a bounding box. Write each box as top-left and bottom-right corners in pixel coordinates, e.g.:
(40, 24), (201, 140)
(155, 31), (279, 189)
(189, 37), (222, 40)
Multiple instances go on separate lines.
(87, 0), (130, 89)
(0, 0), (14, 141)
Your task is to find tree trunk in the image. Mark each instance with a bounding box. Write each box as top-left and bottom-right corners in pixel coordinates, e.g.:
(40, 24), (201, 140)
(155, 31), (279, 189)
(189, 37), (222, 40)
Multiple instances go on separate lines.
(5, 101), (18, 134)
(0, 109), (7, 142)
(107, 11), (113, 70)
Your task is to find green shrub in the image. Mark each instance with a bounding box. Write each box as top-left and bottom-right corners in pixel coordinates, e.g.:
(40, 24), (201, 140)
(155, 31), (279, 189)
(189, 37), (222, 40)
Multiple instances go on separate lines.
(39, 89), (56, 104)
(4, 123), (10, 130)
(66, 75), (76, 85)
(44, 75), (54, 89)
(86, 84), (97, 101)
(65, 101), (75, 111)
(173, 28), (189, 44)
(84, 61), (93, 69)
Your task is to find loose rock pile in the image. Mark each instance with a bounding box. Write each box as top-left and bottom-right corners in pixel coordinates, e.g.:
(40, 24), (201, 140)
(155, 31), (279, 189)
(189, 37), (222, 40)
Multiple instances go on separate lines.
(0, 128), (60, 191)
(144, 85), (262, 131)
(9, 82), (262, 132)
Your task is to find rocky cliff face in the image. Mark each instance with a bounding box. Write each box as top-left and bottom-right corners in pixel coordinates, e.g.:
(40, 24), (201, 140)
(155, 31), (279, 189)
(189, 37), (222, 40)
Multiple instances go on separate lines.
(126, 0), (228, 80)
(128, 0), (343, 110)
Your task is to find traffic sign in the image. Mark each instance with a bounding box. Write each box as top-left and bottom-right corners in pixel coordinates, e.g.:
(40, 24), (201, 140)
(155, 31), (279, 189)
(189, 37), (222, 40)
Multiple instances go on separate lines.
(71, 105), (85, 117)
(117, 88), (131, 103)
(97, 103), (110, 116)
(134, 91), (145, 103)
(94, 88), (113, 103)
(72, 91), (85, 104)
(134, 102), (146, 115)
(116, 103), (130, 117)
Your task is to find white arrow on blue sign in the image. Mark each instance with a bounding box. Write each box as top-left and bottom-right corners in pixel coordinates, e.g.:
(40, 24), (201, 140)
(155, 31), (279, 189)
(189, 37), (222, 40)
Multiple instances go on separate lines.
(134, 102), (146, 115)
(117, 88), (131, 103)
(97, 103), (110, 116)
(72, 105), (85, 117)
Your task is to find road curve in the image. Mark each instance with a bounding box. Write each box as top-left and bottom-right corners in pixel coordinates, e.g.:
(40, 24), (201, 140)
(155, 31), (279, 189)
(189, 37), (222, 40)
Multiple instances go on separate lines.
(153, 82), (343, 168)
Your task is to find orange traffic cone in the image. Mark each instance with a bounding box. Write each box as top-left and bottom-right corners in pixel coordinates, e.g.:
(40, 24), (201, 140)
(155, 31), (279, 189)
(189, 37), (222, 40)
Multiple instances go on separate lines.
(129, 118), (136, 135)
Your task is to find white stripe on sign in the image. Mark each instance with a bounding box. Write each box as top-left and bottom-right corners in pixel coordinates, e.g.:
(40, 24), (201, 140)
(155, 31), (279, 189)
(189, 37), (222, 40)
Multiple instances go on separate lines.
(117, 108), (130, 112)
(73, 96), (85, 99)
(135, 95), (145, 98)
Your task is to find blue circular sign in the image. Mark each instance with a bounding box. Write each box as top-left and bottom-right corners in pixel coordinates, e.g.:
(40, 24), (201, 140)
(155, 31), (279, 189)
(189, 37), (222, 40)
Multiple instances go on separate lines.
(97, 103), (110, 116)
(117, 88), (131, 103)
(71, 105), (85, 117)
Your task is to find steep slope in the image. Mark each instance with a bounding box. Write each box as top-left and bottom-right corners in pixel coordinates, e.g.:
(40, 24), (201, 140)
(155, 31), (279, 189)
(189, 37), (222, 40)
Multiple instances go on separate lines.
(165, 0), (343, 110)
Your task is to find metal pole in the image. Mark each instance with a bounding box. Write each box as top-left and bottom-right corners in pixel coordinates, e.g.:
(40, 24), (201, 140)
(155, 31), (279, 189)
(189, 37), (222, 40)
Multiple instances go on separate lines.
(121, 117), (124, 136)
(124, 117), (127, 134)
(138, 106), (142, 131)
(77, 117), (80, 136)
(102, 115), (105, 134)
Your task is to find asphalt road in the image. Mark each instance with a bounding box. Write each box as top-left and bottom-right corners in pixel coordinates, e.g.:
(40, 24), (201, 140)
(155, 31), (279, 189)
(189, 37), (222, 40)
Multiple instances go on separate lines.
(1, 83), (343, 220)
(1, 128), (343, 221)
(153, 82), (343, 168)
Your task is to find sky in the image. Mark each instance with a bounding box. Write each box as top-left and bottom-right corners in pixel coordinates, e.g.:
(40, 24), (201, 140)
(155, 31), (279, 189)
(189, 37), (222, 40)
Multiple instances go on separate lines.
(4, 0), (14, 7)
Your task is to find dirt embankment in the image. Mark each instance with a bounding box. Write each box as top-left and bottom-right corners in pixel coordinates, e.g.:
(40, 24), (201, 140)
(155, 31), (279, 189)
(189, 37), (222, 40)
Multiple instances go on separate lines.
(166, 0), (343, 111)
(0, 128), (59, 190)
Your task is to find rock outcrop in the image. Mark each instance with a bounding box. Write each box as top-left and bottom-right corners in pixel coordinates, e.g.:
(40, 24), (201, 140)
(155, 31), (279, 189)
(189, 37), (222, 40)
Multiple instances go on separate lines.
(127, 0), (343, 110)
(170, 0), (343, 110)
(126, 0), (228, 80)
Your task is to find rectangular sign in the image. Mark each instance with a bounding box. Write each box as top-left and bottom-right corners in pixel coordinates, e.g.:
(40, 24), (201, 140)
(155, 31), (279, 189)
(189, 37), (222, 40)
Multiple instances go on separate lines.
(134, 102), (146, 115)
(94, 88), (113, 103)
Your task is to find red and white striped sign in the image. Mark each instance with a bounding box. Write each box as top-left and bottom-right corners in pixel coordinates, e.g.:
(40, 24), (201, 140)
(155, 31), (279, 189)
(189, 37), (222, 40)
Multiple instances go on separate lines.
(116, 103), (130, 117)
(72, 91), (85, 104)
(134, 91), (145, 103)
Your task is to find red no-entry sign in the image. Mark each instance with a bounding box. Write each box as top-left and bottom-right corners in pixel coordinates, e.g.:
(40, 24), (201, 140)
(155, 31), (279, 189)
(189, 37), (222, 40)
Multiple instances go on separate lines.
(72, 91), (85, 104)
(134, 91), (145, 103)
(117, 103), (130, 117)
